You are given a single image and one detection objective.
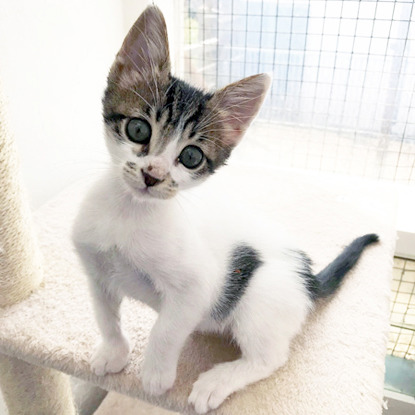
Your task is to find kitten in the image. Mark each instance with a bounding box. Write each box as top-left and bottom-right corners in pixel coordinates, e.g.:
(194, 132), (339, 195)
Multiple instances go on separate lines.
(73, 6), (378, 414)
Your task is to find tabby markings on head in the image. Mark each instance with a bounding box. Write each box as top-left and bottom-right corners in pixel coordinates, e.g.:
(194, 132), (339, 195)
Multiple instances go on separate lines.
(101, 4), (271, 200)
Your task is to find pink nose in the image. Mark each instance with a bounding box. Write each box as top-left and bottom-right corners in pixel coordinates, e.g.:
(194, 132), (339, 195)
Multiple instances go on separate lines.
(141, 169), (162, 187)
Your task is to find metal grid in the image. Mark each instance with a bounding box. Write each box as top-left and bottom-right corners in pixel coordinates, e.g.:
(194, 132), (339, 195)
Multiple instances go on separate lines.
(388, 257), (415, 360)
(182, 0), (415, 183)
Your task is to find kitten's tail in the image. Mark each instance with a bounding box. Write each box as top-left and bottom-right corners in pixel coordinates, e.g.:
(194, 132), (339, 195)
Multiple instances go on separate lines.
(315, 233), (379, 298)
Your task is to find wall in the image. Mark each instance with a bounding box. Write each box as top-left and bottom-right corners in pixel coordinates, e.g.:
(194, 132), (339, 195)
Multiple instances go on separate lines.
(0, 0), (127, 209)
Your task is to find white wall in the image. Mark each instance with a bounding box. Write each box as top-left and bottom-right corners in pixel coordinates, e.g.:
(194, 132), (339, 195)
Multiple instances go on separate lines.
(0, 0), (126, 209)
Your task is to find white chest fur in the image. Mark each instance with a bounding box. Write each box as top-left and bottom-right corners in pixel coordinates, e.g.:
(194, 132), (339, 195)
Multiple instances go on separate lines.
(73, 172), (223, 293)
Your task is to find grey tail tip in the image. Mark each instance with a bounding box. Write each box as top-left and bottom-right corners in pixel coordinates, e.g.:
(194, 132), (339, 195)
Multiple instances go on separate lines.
(314, 232), (380, 299)
(361, 233), (379, 244)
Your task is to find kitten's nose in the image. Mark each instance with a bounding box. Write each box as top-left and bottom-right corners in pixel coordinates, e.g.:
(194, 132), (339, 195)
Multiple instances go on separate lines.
(141, 169), (162, 187)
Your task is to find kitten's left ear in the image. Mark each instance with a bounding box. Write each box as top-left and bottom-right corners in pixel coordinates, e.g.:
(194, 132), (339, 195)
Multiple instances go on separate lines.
(113, 6), (170, 81)
(211, 74), (271, 147)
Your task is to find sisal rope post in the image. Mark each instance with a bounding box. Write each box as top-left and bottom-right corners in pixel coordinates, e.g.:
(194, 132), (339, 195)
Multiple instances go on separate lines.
(0, 82), (76, 414)
(0, 356), (76, 415)
(0, 81), (43, 307)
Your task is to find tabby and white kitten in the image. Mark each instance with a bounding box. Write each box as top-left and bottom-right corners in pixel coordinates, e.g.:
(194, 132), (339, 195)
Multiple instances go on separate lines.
(73, 6), (378, 414)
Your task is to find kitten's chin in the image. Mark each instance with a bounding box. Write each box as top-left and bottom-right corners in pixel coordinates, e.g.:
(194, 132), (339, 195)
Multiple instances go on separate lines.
(144, 188), (178, 201)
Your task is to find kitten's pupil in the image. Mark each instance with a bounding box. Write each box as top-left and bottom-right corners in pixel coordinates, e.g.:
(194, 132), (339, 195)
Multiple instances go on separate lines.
(179, 146), (204, 169)
(126, 118), (151, 144)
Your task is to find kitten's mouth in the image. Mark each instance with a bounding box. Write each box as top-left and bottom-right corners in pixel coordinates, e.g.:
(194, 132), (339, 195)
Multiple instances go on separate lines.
(123, 175), (152, 197)
(123, 170), (149, 194)
(122, 171), (176, 200)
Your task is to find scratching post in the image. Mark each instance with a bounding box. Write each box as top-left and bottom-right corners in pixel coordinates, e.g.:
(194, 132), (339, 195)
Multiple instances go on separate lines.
(0, 356), (76, 415)
(0, 82), (43, 306)
(0, 83), (76, 415)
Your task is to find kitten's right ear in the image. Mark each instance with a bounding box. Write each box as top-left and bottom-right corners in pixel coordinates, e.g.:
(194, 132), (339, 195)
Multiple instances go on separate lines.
(112, 6), (171, 83)
(210, 73), (271, 148)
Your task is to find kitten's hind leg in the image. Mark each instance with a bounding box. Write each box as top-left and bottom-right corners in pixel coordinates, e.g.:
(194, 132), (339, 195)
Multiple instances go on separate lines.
(189, 261), (308, 413)
(188, 312), (291, 413)
(188, 354), (286, 414)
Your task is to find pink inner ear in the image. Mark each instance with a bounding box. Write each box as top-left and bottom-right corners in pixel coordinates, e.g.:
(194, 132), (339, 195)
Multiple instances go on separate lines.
(217, 74), (271, 147)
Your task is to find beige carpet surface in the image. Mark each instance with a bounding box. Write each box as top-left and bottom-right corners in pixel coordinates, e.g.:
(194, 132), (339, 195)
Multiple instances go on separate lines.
(95, 392), (177, 415)
(0, 164), (396, 415)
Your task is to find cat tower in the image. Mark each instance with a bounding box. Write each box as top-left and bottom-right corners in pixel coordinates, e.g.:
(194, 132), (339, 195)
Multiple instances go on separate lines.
(0, 76), (397, 415)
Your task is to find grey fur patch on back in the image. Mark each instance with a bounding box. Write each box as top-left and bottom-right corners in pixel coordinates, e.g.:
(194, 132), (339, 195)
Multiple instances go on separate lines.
(212, 243), (263, 321)
(293, 250), (319, 300)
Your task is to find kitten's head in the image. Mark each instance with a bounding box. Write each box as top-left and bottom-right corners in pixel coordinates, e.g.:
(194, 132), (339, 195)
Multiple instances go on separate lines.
(103, 6), (270, 201)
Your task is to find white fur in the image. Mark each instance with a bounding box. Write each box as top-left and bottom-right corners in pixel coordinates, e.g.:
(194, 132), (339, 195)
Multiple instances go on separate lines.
(73, 163), (313, 413)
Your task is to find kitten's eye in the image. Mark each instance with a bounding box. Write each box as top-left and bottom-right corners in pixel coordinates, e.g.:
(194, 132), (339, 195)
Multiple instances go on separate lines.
(126, 118), (151, 144)
(179, 145), (204, 169)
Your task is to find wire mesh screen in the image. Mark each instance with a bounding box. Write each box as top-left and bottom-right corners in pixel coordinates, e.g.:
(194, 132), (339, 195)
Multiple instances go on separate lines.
(182, 0), (415, 182)
(389, 257), (415, 360)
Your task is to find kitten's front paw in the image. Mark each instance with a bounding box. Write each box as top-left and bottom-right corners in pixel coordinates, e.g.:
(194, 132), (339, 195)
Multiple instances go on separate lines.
(141, 361), (176, 396)
(188, 370), (230, 414)
(91, 336), (130, 376)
